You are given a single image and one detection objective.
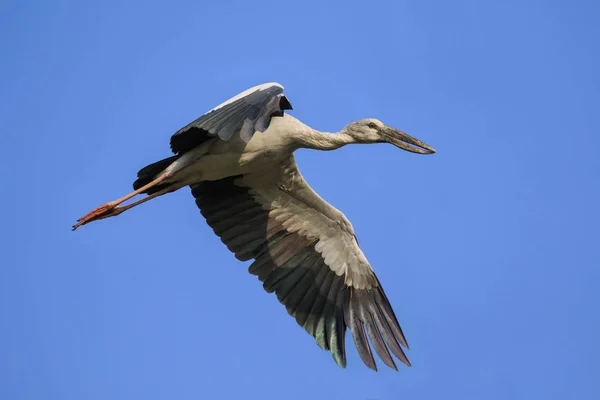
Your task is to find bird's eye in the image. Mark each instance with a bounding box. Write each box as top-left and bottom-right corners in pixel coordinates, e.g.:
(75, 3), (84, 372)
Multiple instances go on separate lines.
(367, 122), (377, 129)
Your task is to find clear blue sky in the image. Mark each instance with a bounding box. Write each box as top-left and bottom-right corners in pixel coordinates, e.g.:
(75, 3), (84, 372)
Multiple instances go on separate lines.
(2, 0), (599, 399)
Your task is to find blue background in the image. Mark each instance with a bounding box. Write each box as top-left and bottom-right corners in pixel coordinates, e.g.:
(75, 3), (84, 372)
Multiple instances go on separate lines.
(2, 1), (599, 399)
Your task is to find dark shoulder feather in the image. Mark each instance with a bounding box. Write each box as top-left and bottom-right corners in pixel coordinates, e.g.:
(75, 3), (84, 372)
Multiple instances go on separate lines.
(170, 83), (292, 155)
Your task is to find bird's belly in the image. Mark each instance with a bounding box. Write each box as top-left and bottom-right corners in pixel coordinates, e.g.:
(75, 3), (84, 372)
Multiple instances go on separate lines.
(174, 147), (285, 184)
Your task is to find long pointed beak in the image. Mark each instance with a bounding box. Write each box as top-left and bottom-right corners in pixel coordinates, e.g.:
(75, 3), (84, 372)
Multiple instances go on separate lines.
(382, 126), (436, 154)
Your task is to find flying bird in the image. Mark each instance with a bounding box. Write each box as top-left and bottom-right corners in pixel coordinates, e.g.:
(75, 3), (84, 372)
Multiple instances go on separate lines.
(73, 82), (435, 371)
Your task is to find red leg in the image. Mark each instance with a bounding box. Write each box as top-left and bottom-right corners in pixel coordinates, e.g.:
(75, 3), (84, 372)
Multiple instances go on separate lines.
(72, 175), (173, 231)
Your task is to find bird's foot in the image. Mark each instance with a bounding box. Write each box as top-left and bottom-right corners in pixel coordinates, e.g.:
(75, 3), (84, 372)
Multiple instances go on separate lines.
(72, 202), (122, 231)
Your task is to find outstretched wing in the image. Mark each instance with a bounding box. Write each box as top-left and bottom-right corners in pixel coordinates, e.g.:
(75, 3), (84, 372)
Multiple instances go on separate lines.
(190, 156), (410, 371)
(170, 82), (293, 155)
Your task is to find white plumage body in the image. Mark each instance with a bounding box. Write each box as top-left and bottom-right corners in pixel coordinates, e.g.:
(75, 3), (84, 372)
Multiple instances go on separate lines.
(165, 114), (308, 184)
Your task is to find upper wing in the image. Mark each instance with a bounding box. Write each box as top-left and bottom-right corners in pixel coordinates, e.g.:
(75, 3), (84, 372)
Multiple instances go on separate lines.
(189, 156), (410, 371)
(170, 82), (293, 155)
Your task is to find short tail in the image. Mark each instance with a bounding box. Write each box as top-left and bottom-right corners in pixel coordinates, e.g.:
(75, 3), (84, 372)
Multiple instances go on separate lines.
(133, 155), (180, 194)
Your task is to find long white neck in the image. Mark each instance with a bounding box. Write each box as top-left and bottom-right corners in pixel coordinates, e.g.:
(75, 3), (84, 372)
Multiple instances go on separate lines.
(294, 128), (353, 151)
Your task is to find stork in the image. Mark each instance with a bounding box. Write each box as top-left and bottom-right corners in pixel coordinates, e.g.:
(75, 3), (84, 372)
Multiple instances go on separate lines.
(73, 82), (435, 371)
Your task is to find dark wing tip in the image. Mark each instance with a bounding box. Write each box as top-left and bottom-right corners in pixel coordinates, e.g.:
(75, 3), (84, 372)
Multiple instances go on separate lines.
(169, 126), (213, 155)
(344, 282), (411, 371)
(279, 95), (293, 111)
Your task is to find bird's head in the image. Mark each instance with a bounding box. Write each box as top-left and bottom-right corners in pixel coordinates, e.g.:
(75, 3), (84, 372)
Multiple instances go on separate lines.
(344, 118), (435, 154)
